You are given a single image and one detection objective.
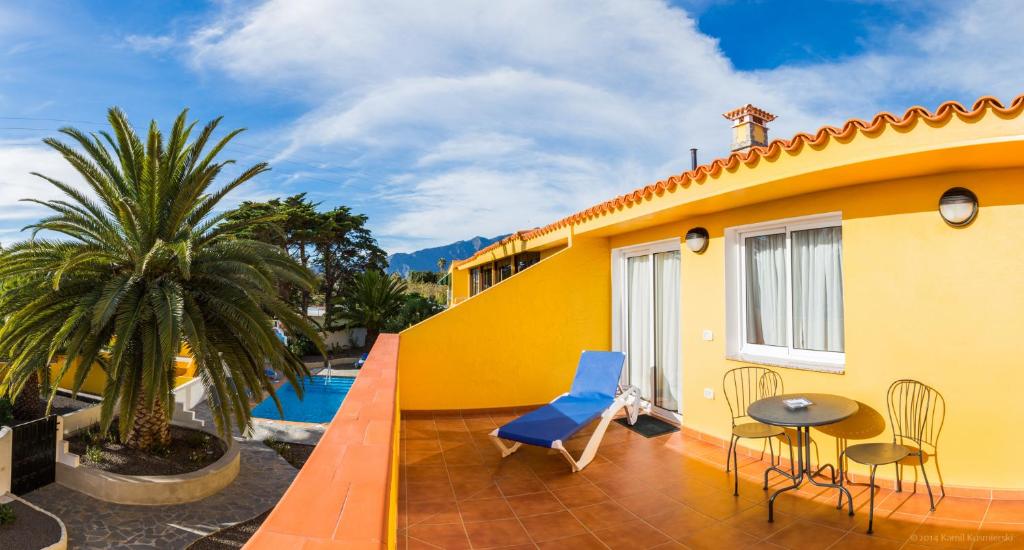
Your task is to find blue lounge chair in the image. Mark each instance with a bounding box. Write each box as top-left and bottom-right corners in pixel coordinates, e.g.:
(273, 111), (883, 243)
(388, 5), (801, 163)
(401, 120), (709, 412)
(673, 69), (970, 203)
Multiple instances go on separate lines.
(489, 351), (641, 472)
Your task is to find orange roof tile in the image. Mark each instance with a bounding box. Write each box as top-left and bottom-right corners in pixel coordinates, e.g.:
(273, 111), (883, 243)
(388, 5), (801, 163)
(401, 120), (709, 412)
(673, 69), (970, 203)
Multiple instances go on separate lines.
(455, 94), (1024, 267)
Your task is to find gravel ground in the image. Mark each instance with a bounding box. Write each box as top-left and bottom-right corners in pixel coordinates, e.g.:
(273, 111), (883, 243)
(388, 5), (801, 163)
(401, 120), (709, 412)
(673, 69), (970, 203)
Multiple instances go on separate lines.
(67, 425), (226, 476)
(0, 500), (63, 550)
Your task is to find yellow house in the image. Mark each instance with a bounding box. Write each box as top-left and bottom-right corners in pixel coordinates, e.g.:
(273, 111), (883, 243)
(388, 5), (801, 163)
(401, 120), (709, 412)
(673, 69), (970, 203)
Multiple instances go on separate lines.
(399, 94), (1024, 495)
(47, 344), (199, 396)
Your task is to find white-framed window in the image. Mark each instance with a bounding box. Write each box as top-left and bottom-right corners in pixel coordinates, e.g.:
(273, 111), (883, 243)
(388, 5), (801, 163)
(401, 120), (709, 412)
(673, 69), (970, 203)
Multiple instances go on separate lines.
(725, 212), (845, 372)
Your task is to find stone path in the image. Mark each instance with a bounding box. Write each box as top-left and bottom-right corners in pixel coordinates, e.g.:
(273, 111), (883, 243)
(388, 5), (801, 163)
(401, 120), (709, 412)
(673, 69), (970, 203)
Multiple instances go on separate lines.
(23, 404), (303, 550)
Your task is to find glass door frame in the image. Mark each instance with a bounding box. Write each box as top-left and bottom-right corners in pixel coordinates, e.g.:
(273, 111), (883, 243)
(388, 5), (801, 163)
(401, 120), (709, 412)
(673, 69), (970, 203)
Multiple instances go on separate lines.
(610, 238), (683, 422)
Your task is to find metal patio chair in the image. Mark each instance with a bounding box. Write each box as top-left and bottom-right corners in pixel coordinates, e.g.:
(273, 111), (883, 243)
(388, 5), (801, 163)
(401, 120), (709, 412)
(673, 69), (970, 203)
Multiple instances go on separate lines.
(723, 366), (794, 496)
(840, 379), (943, 534)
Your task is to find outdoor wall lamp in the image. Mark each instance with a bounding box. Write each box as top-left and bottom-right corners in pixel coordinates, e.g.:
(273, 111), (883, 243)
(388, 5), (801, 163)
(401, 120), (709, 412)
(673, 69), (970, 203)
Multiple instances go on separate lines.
(938, 187), (978, 227)
(685, 227), (709, 254)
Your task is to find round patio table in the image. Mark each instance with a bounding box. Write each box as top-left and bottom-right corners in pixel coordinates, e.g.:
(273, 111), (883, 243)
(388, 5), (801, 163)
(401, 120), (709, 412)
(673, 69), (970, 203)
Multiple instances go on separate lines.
(748, 393), (859, 522)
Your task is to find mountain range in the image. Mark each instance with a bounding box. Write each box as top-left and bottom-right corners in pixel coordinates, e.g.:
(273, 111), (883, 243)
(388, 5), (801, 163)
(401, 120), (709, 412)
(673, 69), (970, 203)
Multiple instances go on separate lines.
(387, 235), (509, 276)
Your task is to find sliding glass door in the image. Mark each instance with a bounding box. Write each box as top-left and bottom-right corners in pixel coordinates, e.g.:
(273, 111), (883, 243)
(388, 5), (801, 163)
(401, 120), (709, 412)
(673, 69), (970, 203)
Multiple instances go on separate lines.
(616, 241), (681, 416)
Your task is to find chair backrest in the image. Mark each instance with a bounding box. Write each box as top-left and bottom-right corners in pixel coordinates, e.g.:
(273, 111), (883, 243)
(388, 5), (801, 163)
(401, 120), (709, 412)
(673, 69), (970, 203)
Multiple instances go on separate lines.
(722, 366), (784, 425)
(887, 379), (944, 449)
(569, 351), (626, 399)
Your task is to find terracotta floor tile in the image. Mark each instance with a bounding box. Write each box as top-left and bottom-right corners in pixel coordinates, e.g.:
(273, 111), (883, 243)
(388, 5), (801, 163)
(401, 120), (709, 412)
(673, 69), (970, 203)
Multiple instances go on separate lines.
(614, 491), (688, 520)
(407, 523), (471, 549)
(405, 499), (462, 526)
(908, 517), (981, 549)
(458, 497), (515, 523)
(828, 531), (904, 550)
(536, 532), (607, 549)
(723, 504), (797, 540)
(454, 480), (503, 501)
(975, 523), (1024, 549)
(519, 510), (588, 542)
(496, 475), (546, 497)
(407, 481), (456, 503)
(537, 471), (591, 491)
(552, 483), (610, 508)
(676, 522), (761, 550)
(931, 496), (991, 522)
(401, 424), (1023, 549)
(506, 491), (566, 517)
(876, 491), (937, 515)
(644, 504), (716, 541)
(765, 518), (847, 550)
(463, 518), (533, 549)
(852, 510), (925, 542)
(987, 501), (1024, 524)
(405, 465), (449, 483)
(592, 518), (671, 549)
(570, 500), (636, 531)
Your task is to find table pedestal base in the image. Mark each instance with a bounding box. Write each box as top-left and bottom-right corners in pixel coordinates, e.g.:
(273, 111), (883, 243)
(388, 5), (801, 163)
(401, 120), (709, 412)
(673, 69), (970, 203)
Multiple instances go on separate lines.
(766, 426), (854, 522)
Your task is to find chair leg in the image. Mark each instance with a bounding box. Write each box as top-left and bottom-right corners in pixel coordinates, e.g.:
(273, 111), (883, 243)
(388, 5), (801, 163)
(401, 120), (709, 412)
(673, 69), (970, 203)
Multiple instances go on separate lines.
(837, 454), (844, 509)
(769, 437), (776, 466)
(787, 436), (795, 477)
(895, 462), (902, 492)
(726, 435), (736, 472)
(733, 437), (740, 496)
(919, 454), (936, 511)
(868, 465), (878, 534)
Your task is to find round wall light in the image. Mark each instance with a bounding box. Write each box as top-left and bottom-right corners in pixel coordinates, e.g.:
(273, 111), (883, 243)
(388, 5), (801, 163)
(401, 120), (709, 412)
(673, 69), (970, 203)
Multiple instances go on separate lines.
(938, 187), (978, 227)
(685, 227), (709, 254)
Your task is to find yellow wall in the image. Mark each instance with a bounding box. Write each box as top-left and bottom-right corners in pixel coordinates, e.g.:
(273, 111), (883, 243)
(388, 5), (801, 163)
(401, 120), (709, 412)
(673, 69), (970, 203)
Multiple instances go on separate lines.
(50, 358), (109, 396)
(607, 167), (1024, 490)
(398, 237), (612, 410)
(50, 351), (197, 396)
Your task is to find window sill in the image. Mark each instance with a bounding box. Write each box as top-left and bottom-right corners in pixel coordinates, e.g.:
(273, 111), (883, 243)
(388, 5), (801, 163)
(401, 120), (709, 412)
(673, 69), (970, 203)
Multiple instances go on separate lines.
(726, 353), (845, 374)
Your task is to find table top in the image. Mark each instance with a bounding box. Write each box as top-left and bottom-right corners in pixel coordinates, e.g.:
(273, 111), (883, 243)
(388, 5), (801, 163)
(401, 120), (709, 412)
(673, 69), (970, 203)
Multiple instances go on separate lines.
(748, 393), (859, 427)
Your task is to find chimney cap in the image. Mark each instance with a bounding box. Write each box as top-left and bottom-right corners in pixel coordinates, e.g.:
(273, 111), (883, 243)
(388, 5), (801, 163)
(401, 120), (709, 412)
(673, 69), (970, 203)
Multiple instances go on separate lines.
(722, 104), (777, 122)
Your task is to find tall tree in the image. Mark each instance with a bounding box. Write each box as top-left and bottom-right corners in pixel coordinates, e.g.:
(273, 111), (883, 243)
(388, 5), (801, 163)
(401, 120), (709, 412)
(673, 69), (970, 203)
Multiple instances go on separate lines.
(336, 270), (407, 347)
(226, 195), (387, 330)
(0, 108), (321, 450)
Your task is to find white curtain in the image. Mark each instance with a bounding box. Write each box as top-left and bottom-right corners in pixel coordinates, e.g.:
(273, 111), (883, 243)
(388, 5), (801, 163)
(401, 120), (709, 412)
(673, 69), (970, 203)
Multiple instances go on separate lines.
(745, 234), (787, 346)
(792, 227), (844, 352)
(626, 256), (652, 399)
(654, 251), (680, 411)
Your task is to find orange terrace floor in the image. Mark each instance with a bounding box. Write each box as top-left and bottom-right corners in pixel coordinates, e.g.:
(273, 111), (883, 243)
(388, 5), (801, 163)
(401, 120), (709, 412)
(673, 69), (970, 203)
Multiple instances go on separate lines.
(399, 412), (1024, 550)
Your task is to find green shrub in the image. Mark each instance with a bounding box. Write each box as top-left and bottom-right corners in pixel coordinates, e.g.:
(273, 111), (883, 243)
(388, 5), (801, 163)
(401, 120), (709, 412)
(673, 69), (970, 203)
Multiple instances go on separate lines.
(85, 445), (103, 464)
(0, 503), (14, 525)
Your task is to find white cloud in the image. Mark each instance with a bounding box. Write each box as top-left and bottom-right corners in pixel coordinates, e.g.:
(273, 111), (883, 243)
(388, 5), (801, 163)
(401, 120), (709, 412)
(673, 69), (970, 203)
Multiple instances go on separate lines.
(0, 143), (89, 244)
(124, 34), (174, 53)
(183, 0), (1024, 252)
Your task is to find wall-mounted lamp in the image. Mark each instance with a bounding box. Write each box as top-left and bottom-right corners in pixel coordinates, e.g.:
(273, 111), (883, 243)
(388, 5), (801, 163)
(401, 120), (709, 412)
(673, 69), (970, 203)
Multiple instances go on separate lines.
(685, 227), (709, 254)
(938, 187), (978, 227)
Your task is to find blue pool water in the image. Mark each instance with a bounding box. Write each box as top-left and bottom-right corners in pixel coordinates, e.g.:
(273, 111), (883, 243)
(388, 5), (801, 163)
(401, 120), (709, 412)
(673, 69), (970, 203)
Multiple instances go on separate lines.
(252, 376), (355, 423)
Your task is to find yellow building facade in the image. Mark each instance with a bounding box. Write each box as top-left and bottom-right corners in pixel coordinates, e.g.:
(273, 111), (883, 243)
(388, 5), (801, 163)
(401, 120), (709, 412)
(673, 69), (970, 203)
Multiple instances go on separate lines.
(398, 95), (1024, 493)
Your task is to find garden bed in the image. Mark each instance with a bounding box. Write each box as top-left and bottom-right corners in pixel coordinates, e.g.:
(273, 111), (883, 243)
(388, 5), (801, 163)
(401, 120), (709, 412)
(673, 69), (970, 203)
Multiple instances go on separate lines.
(67, 424), (226, 476)
(264, 439), (315, 469)
(186, 510), (270, 549)
(0, 500), (63, 550)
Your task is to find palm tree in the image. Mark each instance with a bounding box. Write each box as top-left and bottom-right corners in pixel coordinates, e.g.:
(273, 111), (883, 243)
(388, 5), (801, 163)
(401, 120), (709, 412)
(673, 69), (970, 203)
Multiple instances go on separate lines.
(337, 270), (407, 347)
(0, 108), (322, 451)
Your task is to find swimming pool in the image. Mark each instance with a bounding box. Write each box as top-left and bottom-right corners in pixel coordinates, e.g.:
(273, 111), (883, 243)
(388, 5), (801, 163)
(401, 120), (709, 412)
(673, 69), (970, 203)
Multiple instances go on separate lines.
(252, 376), (355, 423)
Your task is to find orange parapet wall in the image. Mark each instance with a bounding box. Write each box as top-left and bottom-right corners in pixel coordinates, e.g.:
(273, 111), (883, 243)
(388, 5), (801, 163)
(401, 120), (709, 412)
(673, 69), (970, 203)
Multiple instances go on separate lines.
(245, 333), (400, 549)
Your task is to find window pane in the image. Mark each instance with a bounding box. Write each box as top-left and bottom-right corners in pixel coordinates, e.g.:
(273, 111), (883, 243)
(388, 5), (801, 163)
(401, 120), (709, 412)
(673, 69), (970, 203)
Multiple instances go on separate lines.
(744, 233), (787, 347)
(791, 226), (844, 352)
(654, 251), (680, 411)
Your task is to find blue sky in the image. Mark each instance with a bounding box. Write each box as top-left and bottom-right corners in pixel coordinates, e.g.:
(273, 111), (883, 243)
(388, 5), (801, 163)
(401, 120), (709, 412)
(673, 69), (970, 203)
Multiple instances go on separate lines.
(0, 0), (1021, 253)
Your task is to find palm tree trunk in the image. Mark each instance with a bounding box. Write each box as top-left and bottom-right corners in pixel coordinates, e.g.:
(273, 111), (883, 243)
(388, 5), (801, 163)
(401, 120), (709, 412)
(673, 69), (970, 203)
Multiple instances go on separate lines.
(125, 393), (171, 451)
(12, 372), (44, 422)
